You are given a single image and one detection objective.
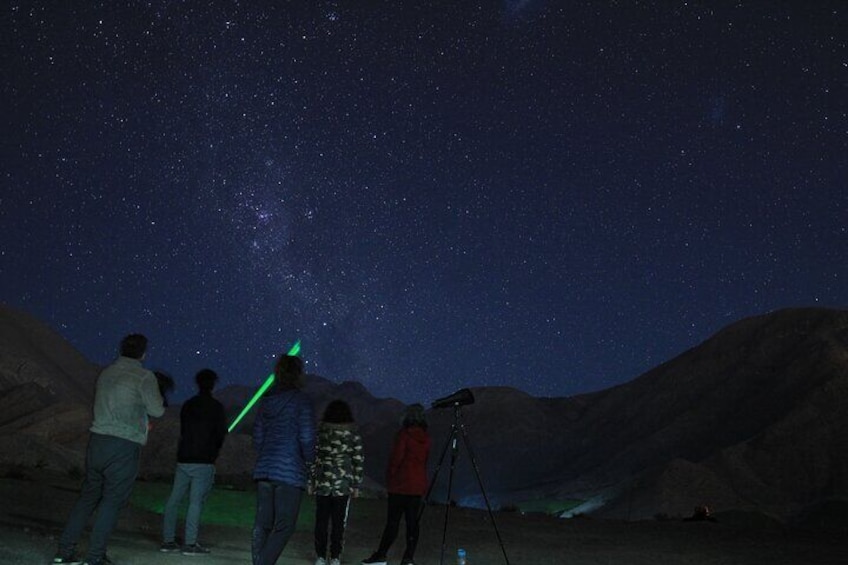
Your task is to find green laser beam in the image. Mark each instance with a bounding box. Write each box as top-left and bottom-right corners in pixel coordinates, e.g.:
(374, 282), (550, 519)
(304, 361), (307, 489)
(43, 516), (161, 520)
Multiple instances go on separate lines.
(227, 340), (300, 433)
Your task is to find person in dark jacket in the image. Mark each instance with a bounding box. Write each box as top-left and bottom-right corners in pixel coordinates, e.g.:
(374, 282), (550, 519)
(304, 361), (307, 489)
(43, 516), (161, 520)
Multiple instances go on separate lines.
(252, 354), (316, 565)
(362, 404), (431, 565)
(160, 368), (227, 556)
(310, 399), (365, 565)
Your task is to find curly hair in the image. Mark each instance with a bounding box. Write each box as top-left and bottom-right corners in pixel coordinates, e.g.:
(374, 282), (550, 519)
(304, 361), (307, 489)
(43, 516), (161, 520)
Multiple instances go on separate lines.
(322, 399), (354, 424)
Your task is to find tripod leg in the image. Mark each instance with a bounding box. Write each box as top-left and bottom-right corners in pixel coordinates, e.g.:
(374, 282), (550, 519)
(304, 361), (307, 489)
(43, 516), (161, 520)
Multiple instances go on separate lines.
(439, 431), (460, 565)
(459, 423), (511, 565)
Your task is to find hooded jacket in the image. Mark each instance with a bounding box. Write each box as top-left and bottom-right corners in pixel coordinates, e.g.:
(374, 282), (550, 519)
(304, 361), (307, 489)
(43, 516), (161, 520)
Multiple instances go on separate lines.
(310, 421), (365, 496)
(386, 425), (431, 496)
(252, 388), (316, 487)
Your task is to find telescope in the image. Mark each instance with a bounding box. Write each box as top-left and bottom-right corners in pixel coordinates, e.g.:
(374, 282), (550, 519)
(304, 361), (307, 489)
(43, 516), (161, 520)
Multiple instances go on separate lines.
(431, 388), (475, 409)
(424, 385), (510, 564)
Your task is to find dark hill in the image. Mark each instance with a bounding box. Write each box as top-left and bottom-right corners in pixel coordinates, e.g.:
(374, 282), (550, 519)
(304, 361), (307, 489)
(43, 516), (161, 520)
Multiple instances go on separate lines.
(1, 303), (846, 522)
(540, 307), (848, 519)
(0, 304), (98, 403)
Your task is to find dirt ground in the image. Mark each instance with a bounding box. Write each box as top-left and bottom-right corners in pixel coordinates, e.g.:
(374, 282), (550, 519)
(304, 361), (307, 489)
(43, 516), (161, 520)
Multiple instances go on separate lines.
(1, 471), (845, 565)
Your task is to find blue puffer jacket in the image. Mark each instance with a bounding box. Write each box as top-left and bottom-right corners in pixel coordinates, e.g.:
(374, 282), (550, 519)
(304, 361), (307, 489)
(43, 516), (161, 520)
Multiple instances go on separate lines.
(252, 388), (316, 487)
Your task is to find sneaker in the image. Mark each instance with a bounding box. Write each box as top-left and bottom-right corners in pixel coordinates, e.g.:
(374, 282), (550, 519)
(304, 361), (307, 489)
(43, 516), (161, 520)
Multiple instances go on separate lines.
(81, 557), (114, 565)
(315, 558), (327, 565)
(52, 554), (83, 564)
(330, 559), (341, 565)
(361, 555), (387, 565)
(181, 544), (211, 556)
(159, 542), (180, 553)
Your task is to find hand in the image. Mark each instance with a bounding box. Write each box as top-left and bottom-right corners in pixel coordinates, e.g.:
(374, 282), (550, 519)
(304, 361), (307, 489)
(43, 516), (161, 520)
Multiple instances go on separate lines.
(351, 488), (359, 498)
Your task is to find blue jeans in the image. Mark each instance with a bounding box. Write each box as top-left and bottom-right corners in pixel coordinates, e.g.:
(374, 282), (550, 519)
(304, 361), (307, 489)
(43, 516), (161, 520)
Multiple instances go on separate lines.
(252, 480), (303, 565)
(162, 463), (216, 545)
(58, 433), (141, 564)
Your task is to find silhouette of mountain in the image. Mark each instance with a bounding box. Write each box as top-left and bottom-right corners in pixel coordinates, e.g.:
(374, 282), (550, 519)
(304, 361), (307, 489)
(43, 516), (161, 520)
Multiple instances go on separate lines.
(0, 304), (98, 403)
(1, 303), (846, 522)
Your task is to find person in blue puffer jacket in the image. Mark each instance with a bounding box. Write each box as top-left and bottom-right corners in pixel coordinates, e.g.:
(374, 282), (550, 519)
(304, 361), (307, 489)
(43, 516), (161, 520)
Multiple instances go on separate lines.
(252, 353), (316, 565)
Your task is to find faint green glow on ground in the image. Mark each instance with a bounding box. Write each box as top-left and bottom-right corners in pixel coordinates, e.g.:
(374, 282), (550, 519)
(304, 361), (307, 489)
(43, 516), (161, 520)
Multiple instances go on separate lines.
(131, 482), (315, 529)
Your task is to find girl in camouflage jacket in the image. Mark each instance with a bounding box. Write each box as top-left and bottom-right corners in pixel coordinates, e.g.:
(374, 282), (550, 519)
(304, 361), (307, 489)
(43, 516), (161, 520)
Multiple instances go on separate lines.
(310, 400), (365, 565)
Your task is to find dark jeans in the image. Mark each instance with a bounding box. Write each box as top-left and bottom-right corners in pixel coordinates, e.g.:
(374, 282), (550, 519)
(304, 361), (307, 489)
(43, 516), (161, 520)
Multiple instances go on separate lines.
(314, 494), (350, 559)
(58, 433), (141, 564)
(252, 480), (303, 565)
(376, 493), (422, 560)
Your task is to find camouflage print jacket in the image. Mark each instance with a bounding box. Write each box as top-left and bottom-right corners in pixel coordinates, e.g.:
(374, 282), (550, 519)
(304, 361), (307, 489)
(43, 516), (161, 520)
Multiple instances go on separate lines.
(310, 421), (365, 496)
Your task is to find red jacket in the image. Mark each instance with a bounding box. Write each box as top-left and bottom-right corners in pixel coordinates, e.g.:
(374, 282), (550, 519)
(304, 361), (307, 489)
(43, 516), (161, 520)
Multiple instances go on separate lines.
(386, 425), (431, 495)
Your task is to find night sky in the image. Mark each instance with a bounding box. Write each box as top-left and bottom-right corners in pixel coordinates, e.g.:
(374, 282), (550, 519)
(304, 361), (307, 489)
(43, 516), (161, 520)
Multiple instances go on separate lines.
(2, 1), (846, 405)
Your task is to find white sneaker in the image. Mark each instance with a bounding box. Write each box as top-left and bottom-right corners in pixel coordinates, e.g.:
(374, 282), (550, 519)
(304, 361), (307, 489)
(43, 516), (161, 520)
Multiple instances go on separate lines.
(315, 558), (327, 565)
(330, 559), (341, 565)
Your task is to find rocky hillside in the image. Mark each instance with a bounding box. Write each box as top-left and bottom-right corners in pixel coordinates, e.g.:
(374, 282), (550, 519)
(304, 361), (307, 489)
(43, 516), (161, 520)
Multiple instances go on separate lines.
(0, 304), (98, 403)
(1, 303), (846, 522)
(540, 308), (848, 520)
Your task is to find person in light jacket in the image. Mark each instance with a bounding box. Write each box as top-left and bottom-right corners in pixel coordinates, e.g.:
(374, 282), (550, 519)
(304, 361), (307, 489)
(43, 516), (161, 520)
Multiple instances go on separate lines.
(53, 334), (165, 565)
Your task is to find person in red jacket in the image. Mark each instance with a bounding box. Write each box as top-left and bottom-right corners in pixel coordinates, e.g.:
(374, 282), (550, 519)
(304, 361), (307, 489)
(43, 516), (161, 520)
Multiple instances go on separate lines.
(361, 404), (431, 565)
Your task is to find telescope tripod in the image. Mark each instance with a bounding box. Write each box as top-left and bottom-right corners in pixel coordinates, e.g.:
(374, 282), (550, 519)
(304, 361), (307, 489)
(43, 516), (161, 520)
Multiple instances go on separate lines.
(421, 404), (510, 565)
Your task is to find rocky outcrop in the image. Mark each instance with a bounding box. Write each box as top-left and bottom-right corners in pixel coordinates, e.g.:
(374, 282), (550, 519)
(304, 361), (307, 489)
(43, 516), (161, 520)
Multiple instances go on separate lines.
(0, 304), (99, 403)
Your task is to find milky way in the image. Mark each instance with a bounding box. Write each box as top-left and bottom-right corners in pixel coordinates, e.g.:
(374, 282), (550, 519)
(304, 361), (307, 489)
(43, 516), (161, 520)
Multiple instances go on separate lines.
(2, 2), (846, 405)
